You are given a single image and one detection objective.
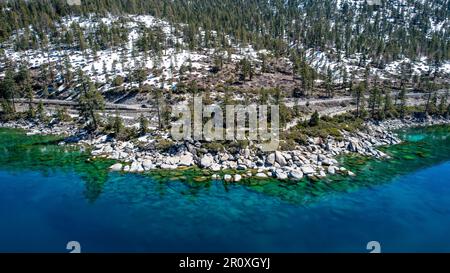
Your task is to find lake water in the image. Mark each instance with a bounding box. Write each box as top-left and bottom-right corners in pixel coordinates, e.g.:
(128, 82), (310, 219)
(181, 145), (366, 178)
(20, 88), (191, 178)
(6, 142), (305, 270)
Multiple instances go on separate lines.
(0, 125), (449, 253)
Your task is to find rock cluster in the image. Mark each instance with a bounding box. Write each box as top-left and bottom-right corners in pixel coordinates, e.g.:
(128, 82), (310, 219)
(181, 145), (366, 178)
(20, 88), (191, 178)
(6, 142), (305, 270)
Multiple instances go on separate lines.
(2, 116), (449, 181)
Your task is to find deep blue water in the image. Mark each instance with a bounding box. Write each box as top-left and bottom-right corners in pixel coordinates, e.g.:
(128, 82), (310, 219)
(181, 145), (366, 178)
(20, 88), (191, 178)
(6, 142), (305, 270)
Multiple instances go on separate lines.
(1, 160), (450, 252)
(0, 127), (450, 253)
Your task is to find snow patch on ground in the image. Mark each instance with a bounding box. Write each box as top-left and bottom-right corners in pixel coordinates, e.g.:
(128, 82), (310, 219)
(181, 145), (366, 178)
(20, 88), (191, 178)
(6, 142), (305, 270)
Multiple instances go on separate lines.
(4, 14), (270, 94)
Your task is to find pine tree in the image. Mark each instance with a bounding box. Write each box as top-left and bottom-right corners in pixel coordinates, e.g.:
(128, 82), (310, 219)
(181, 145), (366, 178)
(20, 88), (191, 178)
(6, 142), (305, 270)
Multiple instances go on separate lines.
(111, 60), (117, 74)
(274, 87), (283, 105)
(24, 81), (35, 119)
(112, 110), (124, 138)
(102, 60), (108, 81)
(398, 87), (407, 119)
(155, 88), (164, 129)
(424, 81), (434, 115)
(91, 64), (97, 81)
(368, 87), (378, 119)
(446, 103), (450, 119)
(438, 92), (448, 116)
(16, 65), (30, 90)
(134, 65), (147, 90)
(56, 107), (71, 122)
(259, 88), (269, 105)
(0, 69), (17, 114)
(42, 86), (49, 99)
(353, 83), (365, 118)
(341, 66), (348, 88)
(309, 110), (320, 127)
(78, 31), (87, 52)
(383, 89), (394, 118)
(37, 100), (48, 122)
(64, 55), (73, 84)
(429, 92), (438, 115)
(238, 58), (253, 81)
(78, 81), (105, 131)
(372, 87), (382, 119)
(138, 114), (149, 136)
(325, 67), (333, 98)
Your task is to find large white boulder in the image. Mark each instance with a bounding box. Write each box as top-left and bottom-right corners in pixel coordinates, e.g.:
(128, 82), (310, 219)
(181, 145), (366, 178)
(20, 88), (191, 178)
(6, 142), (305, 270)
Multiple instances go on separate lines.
(275, 151), (287, 166)
(274, 169), (288, 180)
(200, 154), (214, 168)
(224, 174), (233, 181)
(109, 163), (123, 172)
(327, 166), (336, 175)
(129, 161), (144, 173)
(301, 165), (315, 175)
(289, 170), (304, 180)
(142, 160), (154, 171)
(266, 153), (276, 165)
(179, 153), (195, 166)
(210, 163), (222, 171)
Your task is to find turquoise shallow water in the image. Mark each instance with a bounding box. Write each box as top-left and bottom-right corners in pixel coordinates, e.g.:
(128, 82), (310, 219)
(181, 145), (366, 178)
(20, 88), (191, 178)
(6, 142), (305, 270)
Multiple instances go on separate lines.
(0, 126), (449, 252)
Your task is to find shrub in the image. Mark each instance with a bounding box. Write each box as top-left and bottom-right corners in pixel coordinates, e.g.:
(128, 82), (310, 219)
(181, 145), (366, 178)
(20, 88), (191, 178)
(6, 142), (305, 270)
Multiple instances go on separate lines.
(155, 138), (174, 152)
(279, 139), (297, 151)
(203, 142), (225, 153)
(138, 114), (149, 136)
(309, 110), (320, 126)
(113, 76), (124, 87)
(55, 107), (72, 122)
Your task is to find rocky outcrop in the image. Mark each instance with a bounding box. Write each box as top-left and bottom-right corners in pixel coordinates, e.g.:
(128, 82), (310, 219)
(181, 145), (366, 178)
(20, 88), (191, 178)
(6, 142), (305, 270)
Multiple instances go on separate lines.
(109, 163), (123, 171)
(4, 116), (449, 181)
(179, 153), (195, 166)
(266, 153), (276, 165)
(289, 170), (304, 180)
(129, 161), (144, 173)
(200, 154), (214, 168)
(274, 169), (288, 180)
(142, 160), (154, 171)
(234, 174), (242, 182)
(301, 165), (315, 175)
(275, 151), (287, 166)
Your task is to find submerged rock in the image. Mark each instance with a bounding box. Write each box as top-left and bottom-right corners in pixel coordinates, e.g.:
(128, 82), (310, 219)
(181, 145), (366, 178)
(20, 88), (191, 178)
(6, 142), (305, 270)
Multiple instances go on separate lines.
(161, 163), (177, 170)
(130, 161), (144, 173)
(256, 173), (268, 178)
(142, 160), (154, 171)
(327, 166), (336, 175)
(211, 174), (221, 180)
(318, 170), (327, 178)
(210, 163), (221, 171)
(109, 163), (123, 172)
(274, 169), (288, 180)
(234, 174), (242, 182)
(301, 165), (315, 175)
(289, 170), (304, 180)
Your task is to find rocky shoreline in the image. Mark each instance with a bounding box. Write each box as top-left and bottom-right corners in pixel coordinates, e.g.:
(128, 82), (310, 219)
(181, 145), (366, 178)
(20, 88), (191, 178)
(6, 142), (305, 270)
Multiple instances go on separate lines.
(1, 116), (449, 182)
